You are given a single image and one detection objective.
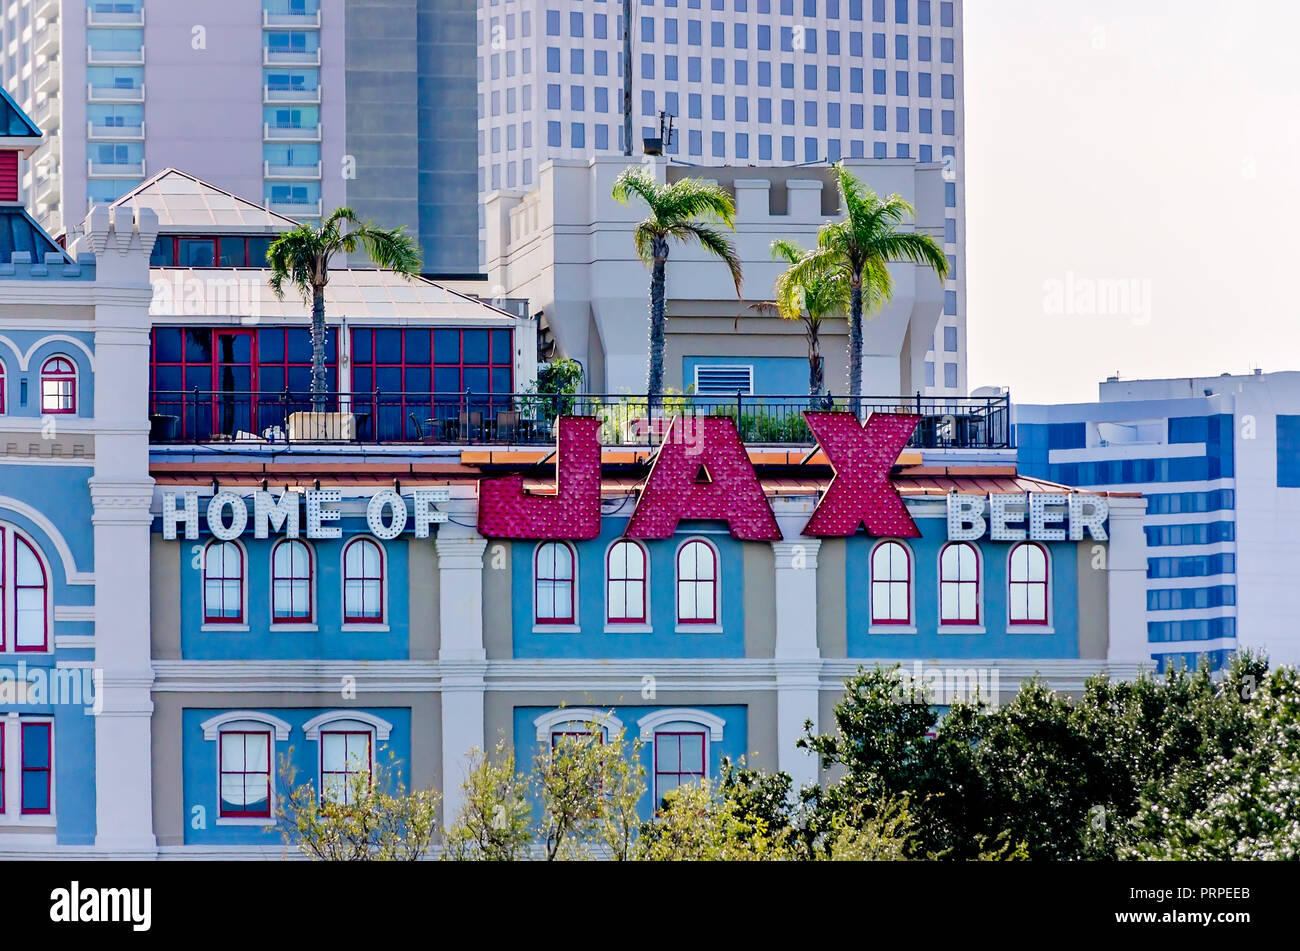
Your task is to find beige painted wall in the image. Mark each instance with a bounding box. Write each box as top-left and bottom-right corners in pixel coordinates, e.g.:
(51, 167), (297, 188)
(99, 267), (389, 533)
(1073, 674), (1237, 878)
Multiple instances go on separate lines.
(817, 538), (848, 658)
(483, 539), (514, 659)
(1076, 543), (1109, 659)
(743, 542), (776, 658)
(408, 538), (439, 659)
(150, 536), (181, 660)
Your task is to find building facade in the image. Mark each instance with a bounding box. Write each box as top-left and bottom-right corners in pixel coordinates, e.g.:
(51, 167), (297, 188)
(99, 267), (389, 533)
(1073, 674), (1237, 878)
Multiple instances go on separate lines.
(1016, 371), (1300, 671)
(0, 0), (478, 274)
(0, 96), (1156, 859)
(477, 0), (967, 395)
(484, 155), (946, 397)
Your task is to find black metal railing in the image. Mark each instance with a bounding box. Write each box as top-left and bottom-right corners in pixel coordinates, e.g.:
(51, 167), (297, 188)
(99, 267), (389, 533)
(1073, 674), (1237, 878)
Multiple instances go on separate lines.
(147, 389), (1012, 450)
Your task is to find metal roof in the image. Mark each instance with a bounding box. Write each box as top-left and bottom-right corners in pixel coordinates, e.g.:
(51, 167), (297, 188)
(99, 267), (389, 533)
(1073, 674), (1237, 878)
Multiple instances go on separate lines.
(111, 168), (301, 233)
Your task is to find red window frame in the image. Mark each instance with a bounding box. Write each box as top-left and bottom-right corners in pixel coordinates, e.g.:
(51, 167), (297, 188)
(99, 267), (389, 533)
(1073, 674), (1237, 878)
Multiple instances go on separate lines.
(654, 730), (707, 803)
(39, 356), (76, 414)
(534, 541), (576, 625)
(606, 540), (647, 624)
(0, 727), (5, 813)
(342, 538), (384, 624)
(870, 540), (912, 625)
(0, 359), (6, 414)
(203, 540), (245, 625)
(271, 539), (313, 623)
(319, 730), (373, 804)
(939, 542), (980, 625)
(1008, 542), (1050, 625)
(218, 730), (271, 819)
(151, 235), (276, 268)
(20, 721), (52, 816)
(12, 533), (48, 652)
(675, 539), (718, 625)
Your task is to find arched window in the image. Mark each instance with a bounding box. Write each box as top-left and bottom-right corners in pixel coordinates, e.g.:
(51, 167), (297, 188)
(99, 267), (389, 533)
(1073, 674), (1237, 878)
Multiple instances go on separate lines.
(39, 356), (77, 414)
(203, 540), (245, 624)
(302, 711), (392, 805)
(870, 540), (912, 625)
(0, 526), (50, 652)
(1008, 542), (1050, 625)
(342, 538), (385, 624)
(939, 542), (980, 625)
(271, 539), (313, 623)
(675, 539), (718, 625)
(534, 541), (576, 624)
(606, 539), (647, 624)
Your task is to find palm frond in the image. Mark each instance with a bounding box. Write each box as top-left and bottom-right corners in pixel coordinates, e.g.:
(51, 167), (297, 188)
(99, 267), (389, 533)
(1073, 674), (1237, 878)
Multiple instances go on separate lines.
(668, 223), (742, 296)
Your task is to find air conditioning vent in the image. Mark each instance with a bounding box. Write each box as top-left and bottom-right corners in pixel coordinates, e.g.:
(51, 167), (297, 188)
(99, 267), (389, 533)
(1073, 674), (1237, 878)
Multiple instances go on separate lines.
(693, 365), (754, 396)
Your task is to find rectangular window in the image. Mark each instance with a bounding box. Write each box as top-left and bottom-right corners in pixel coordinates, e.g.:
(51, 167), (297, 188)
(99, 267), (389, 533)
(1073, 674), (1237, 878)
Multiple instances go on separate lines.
(20, 722), (52, 815)
(219, 730), (270, 818)
(873, 69), (886, 94)
(321, 731), (372, 804)
(943, 326), (958, 352)
(944, 363), (958, 388)
(655, 732), (706, 801)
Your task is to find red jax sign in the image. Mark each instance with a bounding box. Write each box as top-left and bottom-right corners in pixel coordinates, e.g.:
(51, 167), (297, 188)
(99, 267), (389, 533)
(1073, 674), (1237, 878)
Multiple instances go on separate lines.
(476, 414), (1111, 543)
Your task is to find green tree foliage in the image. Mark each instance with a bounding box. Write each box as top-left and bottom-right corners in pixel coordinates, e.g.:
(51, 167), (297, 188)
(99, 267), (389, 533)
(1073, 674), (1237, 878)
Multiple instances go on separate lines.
(533, 718), (646, 860)
(801, 654), (1274, 860)
(442, 739), (533, 861)
(276, 749), (439, 861)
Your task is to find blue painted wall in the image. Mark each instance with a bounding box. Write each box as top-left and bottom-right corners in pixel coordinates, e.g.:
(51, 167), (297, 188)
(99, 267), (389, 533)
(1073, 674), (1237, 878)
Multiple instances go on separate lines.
(512, 703), (749, 819)
(510, 517), (746, 659)
(844, 516), (1082, 658)
(174, 518), (411, 660)
(683, 354), (810, 396)
(0, 330), (96, 419)
(181, 706), (412, 846)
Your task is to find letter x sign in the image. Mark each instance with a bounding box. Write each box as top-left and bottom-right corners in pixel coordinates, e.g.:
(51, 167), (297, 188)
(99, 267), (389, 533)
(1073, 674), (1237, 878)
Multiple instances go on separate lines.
(801, 412), (921, 538)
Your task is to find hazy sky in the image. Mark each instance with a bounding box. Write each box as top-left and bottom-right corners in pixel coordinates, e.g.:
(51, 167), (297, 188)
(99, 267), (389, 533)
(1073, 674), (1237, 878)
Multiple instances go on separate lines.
(963, 0), (1300, 403)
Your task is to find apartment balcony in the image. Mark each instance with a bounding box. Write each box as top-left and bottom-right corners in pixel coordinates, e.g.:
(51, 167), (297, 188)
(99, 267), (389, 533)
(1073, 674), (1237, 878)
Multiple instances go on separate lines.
(88, 158), (145, 178)
(88, 119), (145, 141)
(87, 83), (144, 103)
(264, 160), (322, 180)
(34, 23), (59, 57)
(263, 48), (321, 67)
(31, 96), (59, 132)
(39, 207), (62, 235)
(263, 122), (321, 142)
(263, 10), (322, 28)
(35, 62), (60, 95)
(34, 0), (58, 22)
(38, 133), (60, 158)
(86, 7), (145, 27)
(263, 84), (321, 104)
(34, 174), (60, 209)
(265, 198), (322, 219)
(146, 391), (1015, 449)
(86, 44), (146, 67)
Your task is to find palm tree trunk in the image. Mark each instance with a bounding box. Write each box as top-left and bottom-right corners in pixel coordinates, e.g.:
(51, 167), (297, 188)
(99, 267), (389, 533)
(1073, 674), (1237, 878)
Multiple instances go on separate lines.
(648, 238), (669, 406)
(310, 284), (327, 411)
(807, 323), (824, 399)
(848, 272), (863, 417)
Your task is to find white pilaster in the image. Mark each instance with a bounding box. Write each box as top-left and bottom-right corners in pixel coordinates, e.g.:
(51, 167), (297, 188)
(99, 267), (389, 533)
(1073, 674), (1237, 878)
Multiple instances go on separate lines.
(1104, 496), (1150, 664)
(85, 203), (158, 856)
(435, 525), (488, 828)
(772, 503), (822, 791)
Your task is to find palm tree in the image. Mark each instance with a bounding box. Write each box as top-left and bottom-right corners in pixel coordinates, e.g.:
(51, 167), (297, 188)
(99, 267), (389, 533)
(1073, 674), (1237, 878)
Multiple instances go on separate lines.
(611, 167), (743, 401)
(767, 238), (850, 399)
(267, 208), (422, 410)
(784, 164), (948, 414)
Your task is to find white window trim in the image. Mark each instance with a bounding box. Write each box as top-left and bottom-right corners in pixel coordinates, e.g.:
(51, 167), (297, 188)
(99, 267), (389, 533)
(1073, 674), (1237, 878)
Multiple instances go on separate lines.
(0, 714), (55, 827)
(38, 353), (79, 415)
(533, 540), (579, 631)
(200, 712), (290, 827)
(604, 538), (650, 628)
(867, 538), (915, 634)
(341, 535), (389, 630)
(936, 541), (984, 633)
(533, 707), (623, 742)
(636, 709), (725, 742)
(674, 536), (721, 629)
(301, 710), (393, 742)
(1007, 542), (1055, 633)
(270, 538), (318, 632)
(0, 523), (54, 655)
(200, 538), (249, 631)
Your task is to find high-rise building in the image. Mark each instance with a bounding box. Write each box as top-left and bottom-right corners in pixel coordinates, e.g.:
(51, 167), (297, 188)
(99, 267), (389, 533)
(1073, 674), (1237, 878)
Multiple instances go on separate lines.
(0, 0), (479, 274)
(1016, 371), (1300, 671)
(477, 0), (966, 395)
